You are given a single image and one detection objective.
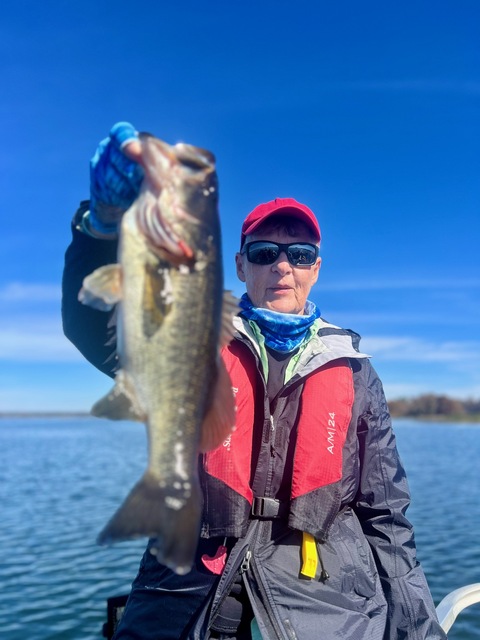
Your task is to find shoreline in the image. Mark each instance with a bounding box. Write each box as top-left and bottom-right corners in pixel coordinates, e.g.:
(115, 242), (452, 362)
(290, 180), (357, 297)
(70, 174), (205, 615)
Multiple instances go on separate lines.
(1, 412), (480, 424)
(392, 414), (480, 424)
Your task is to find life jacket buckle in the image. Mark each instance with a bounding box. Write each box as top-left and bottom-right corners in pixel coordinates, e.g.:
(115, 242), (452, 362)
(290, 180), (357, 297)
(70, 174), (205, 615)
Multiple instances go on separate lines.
(251, 496), (288, 519)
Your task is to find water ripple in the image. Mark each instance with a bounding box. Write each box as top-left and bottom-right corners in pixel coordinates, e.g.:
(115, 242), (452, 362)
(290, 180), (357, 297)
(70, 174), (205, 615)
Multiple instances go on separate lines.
(1, 417), (479, 639)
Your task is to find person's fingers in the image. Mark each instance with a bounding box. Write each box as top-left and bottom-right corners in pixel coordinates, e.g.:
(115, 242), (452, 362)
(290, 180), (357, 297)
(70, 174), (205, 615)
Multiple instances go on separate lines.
(122, 139), (142, 163)
(108, 122), (142, 164)
(109, 122), (139, 149)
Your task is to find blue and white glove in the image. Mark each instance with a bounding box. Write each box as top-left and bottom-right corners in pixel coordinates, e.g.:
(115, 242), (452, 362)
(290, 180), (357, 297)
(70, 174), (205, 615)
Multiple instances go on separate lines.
(88, 122), (144, 236)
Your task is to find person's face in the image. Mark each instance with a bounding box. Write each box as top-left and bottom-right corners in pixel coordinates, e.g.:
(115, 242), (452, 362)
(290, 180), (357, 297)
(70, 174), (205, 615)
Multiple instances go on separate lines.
(235, 227), (321, 315)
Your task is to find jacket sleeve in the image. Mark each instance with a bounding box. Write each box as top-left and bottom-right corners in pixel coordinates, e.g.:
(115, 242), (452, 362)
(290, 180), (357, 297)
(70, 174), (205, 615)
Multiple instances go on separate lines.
(61, 201), (119, 378)
(353, 361), (446, 640)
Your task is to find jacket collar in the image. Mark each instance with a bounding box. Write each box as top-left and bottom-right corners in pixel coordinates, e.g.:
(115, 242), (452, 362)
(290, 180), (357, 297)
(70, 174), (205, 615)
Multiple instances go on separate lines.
(232, 315), (370, 382)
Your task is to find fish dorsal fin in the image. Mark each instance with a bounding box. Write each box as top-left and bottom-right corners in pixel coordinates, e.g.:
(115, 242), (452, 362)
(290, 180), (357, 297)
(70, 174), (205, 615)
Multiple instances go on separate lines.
(79, 264), (123, 311)
(91, 370), (146, 422)
(199, 358), (236, 453)
(220, 290), (240, 348)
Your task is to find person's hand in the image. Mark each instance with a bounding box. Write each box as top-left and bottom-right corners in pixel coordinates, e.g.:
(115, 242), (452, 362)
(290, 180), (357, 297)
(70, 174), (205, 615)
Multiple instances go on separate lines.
(88, 122), (144, 235)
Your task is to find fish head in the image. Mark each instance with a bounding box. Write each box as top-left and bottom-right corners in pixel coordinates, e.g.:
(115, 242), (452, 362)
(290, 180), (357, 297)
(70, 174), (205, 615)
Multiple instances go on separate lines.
(132, 133), (219, 264)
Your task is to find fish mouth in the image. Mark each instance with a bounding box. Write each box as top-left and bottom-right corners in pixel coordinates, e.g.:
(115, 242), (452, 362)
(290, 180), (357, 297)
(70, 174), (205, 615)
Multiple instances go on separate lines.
(135, 134), (197, 262)
(132, 134), (216, 264)
(136, 197), (194, 262)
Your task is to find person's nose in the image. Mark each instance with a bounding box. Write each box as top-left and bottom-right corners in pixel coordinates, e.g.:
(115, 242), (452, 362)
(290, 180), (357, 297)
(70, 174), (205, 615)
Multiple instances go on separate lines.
(271, 251), (292, 274)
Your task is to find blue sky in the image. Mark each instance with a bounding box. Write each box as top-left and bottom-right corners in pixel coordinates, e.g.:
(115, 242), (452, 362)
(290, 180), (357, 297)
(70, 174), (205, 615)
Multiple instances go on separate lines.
(1, 0), (479, 411)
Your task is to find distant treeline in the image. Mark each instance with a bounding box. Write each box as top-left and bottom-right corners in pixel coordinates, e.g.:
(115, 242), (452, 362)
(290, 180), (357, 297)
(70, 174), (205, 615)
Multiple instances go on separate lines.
(388, 394), (480, 419)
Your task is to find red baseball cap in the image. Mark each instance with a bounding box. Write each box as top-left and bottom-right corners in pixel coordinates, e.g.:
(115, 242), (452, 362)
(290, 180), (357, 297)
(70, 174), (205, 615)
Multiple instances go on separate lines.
(240, 197), (321, 248)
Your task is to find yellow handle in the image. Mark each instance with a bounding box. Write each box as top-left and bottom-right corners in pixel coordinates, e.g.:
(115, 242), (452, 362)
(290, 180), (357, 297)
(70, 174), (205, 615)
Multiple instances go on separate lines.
(300, 532), (318, 578)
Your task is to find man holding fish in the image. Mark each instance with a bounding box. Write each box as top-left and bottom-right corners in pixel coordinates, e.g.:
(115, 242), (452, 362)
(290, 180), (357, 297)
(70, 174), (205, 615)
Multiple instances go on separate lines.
(62, 123), (446, 639)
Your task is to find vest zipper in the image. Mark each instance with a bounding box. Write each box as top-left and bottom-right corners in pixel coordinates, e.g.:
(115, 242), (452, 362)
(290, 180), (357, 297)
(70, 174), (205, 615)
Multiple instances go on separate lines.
(265, 396), (288, 497)
(269, 414), (275, 455)
(240, 549), (252, 573)
(265, 413), (277, 496)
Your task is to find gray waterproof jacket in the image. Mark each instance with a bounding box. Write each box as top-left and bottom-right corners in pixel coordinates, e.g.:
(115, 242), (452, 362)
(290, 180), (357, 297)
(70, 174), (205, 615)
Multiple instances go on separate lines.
(192, 321), (446, 640)
(62, 206), (447, 640)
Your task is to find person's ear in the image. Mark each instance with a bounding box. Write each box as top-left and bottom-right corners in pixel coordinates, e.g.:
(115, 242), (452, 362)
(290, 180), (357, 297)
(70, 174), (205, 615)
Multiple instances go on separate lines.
(311, 256), (322, 284)
(235, 252), (246, 282)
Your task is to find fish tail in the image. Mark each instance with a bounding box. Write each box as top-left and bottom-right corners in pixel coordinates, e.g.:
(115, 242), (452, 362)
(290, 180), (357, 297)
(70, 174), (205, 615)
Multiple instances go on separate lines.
(97, 470), (202, 575)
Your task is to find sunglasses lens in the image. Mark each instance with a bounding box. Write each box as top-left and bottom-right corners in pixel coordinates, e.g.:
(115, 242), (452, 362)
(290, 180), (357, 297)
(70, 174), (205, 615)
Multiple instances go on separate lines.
(287, 244), (317, 265)
(247, 243), (280, 265)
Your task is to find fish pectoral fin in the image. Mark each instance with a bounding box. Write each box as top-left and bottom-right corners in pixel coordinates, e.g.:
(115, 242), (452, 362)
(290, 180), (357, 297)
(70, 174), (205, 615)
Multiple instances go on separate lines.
(142, 263), (172, 338)
(199, 357), (236, 452)
(91, 370), (146, 422)
(220, 290), (240, 347)
(78, 264), (123, 311)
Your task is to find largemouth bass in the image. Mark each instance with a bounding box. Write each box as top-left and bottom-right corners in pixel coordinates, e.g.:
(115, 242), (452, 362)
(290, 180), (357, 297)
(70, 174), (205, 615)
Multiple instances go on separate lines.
(79, 133), (237, 574)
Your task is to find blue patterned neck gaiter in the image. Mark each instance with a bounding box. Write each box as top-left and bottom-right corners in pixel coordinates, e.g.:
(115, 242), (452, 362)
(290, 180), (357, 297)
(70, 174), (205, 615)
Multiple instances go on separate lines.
(239, 294), (321, 353)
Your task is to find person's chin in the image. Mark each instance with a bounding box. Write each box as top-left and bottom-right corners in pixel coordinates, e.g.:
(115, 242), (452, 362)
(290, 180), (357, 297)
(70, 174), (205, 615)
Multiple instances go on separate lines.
(264, 294), (300, 314)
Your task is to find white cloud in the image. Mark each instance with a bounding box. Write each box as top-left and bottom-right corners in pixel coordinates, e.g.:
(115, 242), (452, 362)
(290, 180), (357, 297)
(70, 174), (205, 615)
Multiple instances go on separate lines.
(0, 282), (61, 302)
(0, 316), (84, 362)
(383, 382), (437, 400)
(0, 379), (111, 412)
(362, 336), (480, 363)
(317, 277), (480, 292)
(320, 309), (475, 328)
(383, 381), (480, 402)
(0, 282), (85, 363)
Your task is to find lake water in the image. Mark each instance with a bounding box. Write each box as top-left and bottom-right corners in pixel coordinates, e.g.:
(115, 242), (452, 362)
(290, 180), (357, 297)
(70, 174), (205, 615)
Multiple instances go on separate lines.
(0, 417), (479, 639)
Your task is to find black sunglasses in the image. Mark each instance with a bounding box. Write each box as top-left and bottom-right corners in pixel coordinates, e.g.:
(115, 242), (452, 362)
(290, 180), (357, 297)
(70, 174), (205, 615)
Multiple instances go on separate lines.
(242, 241), (319, 266)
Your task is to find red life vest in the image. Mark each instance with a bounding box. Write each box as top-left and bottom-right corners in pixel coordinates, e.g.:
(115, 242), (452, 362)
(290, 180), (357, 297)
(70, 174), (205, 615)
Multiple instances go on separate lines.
(201, 339), (355, 540)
